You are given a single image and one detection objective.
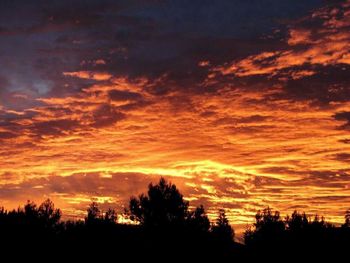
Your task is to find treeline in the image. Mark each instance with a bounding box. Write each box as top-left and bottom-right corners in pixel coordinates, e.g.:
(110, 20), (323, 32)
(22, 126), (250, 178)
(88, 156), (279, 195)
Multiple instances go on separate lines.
(244, 207), (350, 256)
(0, 178), (349, 260)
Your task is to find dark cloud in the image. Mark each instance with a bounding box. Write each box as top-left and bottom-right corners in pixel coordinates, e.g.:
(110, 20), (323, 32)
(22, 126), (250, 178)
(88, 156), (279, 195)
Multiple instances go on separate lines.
(0, 131), (17, 140)
(339, 139), (350, 144)
(281, 65), (350, 104)
(0, 75), (9, 90)
(332, 153), (350, 163)
(258, 167), (350, 188)
(300, 170), (350, 188)
(92, 104), (125, 128)
(32, 119), (82, 136)
(0, 171), (153, 204)
(259, 167), (302, 176)
(210, 1), (350, 106)
(334, 111), (350, 129)
(0, 0), (325, 106)
(108, 89), (143, 101)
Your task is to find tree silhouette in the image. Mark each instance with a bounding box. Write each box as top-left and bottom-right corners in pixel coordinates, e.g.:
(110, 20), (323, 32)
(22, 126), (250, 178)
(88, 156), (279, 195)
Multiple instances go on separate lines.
(129, 177), (189, 228)
(286, 211), (309, 231)
(343, 209), (350, 227)
(310, 214), (328, 230)
(38, 199), (61, 227)
(104, 208), (117, 223)
(187, 205), (210, 233)
(0, 180), (349, 260)
(254, 207), (284, 231)
(212, 209), (234, 243)
(244, 207), (285, 246)
(85, 202), (101, 224)
(24, 200), (39, 219)
(85, 202), (117, 225)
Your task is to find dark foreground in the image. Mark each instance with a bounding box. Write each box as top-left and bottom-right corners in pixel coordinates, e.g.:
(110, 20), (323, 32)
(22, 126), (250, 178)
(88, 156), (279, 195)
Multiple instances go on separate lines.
(2, 221), (350, 261)
(1, 178), (350, 261)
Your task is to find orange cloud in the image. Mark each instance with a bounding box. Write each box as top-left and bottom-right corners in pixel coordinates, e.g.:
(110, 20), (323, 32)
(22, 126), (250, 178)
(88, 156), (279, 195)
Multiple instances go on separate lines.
(63, 71), (112, 81)
(214, 1), (350, 78)
(1, 76), (350, 235)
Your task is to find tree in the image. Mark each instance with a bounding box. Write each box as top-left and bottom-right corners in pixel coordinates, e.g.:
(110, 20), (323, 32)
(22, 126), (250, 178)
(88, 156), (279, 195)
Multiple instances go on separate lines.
(212, 209), (234, 243)
(254, 207), (285, 232)
(38, 199), (61, 227)
(129, 177), (189, 228)
(24, 200), (39, 219)
(86, 202), (101, 223)
(104, 208), (117, 223)
(187, 205), (210, 233)
(310, 214), (327, 229)
(343, 209), (350, 227)
(286, 211), (309, 232)
(244, 207), (285, 246)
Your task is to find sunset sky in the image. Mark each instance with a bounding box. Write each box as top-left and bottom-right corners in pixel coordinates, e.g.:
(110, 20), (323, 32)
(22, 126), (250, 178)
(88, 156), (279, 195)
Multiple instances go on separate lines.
(1, 0), (350, 233)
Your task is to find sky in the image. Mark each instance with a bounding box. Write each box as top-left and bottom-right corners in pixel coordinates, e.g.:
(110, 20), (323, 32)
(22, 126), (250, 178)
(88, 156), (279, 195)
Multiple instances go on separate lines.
(1, 0), (350, 233)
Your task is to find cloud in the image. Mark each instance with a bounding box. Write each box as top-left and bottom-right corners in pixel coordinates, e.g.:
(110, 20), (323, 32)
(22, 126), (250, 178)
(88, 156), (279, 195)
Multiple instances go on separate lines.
(31, 119), (82, 137)
(91, 104), (125, 128)
(63, 71), (112, 81)
(0, 131), (17, 140)
(108, 89), (143, 102)
(0, 171), (154, 214)
(212, 0), (350, 105)
(216, 1), (350, 77)
(334, 111), (350, 129)
(332, 153), (350, 162)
